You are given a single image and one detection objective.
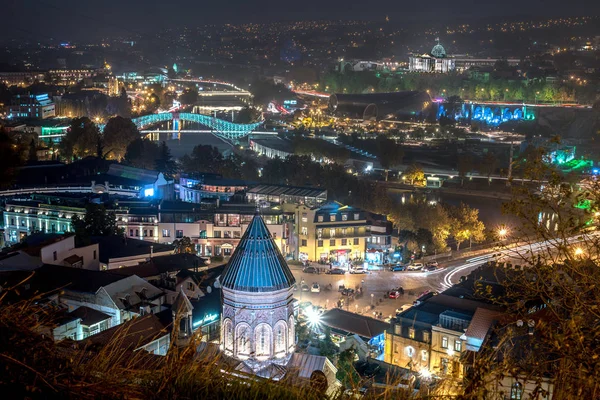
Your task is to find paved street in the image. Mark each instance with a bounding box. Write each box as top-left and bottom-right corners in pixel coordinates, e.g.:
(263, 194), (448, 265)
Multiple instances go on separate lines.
(289, 261), (480, 320)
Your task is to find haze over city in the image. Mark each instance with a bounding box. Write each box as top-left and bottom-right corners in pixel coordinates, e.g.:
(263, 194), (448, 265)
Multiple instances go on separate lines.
(0, 1), (599, 399)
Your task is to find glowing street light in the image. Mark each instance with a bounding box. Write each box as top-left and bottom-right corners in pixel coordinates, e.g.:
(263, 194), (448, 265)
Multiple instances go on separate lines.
(574, 247), (584, 257)
(498, 226), (509, 240)
(419, 367), (432, 380)
(305, 306), (322, 329)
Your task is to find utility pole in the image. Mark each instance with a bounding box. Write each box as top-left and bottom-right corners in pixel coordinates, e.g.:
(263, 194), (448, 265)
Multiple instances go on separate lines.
(507, 141), (514, 187)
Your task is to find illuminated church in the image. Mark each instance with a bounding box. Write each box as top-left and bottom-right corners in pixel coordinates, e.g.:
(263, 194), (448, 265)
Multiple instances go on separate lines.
(219, 214), (339, 392)
(220, 213), (297, 367)
(409, 39), (456, 73)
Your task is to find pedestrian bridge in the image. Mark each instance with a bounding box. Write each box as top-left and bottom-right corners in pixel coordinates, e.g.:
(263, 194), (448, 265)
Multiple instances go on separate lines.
(129, 112), (262, 140)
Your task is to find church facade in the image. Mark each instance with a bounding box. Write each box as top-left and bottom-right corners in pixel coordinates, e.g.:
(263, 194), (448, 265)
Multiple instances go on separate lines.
(220, 213), (297, 365)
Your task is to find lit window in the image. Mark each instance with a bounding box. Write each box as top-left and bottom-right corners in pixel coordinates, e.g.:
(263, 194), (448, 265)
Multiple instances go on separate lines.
(421, 350), (428, 361)
(330, 239), (335, 246)
(318, 215), (324, 222)
(408, 328), (415, 339)
(329, 228), (335, 238)
(442, 336), (448, 348)
(354, 213), (360, 220)
(454, 340), (462, 352)
(301, 227), (308, 236)
(405, 346), (415, 357)
(423, 332), (430, 342)
(342, 214), (348, 221)
(301, 213), (307, 223)
(330, 214), (336, 222)
(510, 383), (523, 400)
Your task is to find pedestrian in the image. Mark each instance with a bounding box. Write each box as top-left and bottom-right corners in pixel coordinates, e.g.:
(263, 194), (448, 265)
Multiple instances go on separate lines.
(329, 263), (332, 270)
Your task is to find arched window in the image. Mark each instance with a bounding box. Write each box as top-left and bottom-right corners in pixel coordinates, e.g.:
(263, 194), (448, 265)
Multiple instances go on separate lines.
(405, 346), (415, 358)
(510, 382), (523, 400)
(254, 323), (272, 358)
(274, 320), (287, 355)
(288, 316), (295, 350)
(222, 319), (233, 352)
(235, 323), (251, 356)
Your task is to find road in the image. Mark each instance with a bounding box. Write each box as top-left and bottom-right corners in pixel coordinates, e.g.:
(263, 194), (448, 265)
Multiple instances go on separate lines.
(289, 233), (595, 320)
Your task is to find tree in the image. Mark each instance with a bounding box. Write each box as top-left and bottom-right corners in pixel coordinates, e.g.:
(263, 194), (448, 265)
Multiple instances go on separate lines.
(463, 166), (600, 400)
(235, 106), (260, 124)
(480, 152), (498, 185)
(154, 141), (177, 178)
(0, 129), (23, 188)
(375, 135), (404, 181)
(448, 202), (485, 251)
(180, 145), (224, 175)
(60, 117), (101, 160)
(318, 327), (337, 362)
(403, 163), (425, 186)
(102, 116), (140, 160)
(123, 138), (161, 170)
(71, 203), (121, 245)
(336, 347), (360, 389)
(179, 88), (198, 105)
(28, 139), (38, 162)
(173, 237), (195, 254)
(457, 154), (473, 186)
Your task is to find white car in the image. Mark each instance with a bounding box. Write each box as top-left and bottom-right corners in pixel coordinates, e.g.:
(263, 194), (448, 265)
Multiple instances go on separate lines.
(310, 283), (321, 293)
(350, 266), (367, 274)
(407, 262), (424, 271)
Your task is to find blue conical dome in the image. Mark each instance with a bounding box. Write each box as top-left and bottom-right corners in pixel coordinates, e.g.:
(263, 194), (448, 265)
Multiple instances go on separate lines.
(221, 214), (296, 293)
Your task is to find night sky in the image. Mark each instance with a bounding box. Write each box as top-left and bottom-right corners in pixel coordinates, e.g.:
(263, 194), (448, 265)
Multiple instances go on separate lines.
(7, 0), (600, 40)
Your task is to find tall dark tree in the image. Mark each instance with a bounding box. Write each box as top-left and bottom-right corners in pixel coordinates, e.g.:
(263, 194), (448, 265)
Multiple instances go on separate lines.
(103, 116), (140, 160)
(123, 138), (161, 170)
(154, 141), (177, 178)
(179, 88), (198, 105)
(180, 145), (224, 174)
(71, 204), (121, 245)
(28, 139), (38, 162)
(60, 117), (101, 160)
(457, 154), (474, 186)
(0, 129), (23, 188)
(376, 135), (404, 181)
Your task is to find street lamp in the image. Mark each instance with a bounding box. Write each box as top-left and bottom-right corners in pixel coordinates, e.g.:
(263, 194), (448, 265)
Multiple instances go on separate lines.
(574, 247), (584, 257)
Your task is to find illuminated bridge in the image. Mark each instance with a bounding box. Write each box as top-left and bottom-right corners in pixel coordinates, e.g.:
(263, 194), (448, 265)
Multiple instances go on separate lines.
(118, 112), (262, 140)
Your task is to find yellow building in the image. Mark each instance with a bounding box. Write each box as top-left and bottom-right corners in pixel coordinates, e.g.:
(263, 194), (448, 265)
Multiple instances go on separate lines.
(284, 202), (368, 263)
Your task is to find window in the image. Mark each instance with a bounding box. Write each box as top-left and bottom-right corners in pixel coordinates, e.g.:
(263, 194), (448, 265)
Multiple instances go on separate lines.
(224, 231), (232, 238)
(301, 227), (308, 236)
(408, 328), (415, 339)
(301, 239), (307, 247)
(187, 282), (194, 291)
(510, 383), (523, 400)
(354, 213), (360, 220)
(317, 240), (323, 247)
(317, 228), (322, 238)
(130, 229), (134, 237)
(135, 229), (139, 237)
(421, 350), (428, 362)
(213, 231), (221, 238)
(441, 358), (449, 374)
(353, 238), (359, 245)
(329, 228), (335, 238)
(10, 218), (14, 226)
(330, 239), (335, 246)
(53, 251), (57, 261)
(341, 239), (347, 246)
(162, 229), (171, 237)
(405, 346), (415, 357)
(442, 336), (448, 348)
(341, 228), (347, 237)
(234, 231), (241, 239)
(330, 214), (336, 222)
(93, 250), (97, 260)
(318, 215), (323, 222)
(301, 213), (307, 223)
(454, 340), (462, 352)
(423, 331), (430, 342)
(176, 230), (184, 238)
(342, 214), (348, 221)
(143, 230), (148, 237)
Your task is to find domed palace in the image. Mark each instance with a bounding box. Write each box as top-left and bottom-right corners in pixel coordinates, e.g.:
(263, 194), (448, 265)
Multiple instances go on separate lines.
(220, 213), (297, 365)
(409, 38), (455, 73)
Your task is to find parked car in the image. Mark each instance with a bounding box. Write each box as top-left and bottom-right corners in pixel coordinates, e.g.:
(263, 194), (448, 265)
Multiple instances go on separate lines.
(396, 304), (413, 314)
(301, 284), (310, 292)
(341, 288), (355, 296)
(389, 264), (406, 272)
(303, 266), (318, 274)
(310, 283), (321, 293)
(407, 263), (424, 271)
(350, 266), (367, 274)
(327, 268), (346, 275)
(426, 261), (439, 267)
(423, 264), (437, 272)
(413, 290), (437, 306)
(388, 290), (401, 299)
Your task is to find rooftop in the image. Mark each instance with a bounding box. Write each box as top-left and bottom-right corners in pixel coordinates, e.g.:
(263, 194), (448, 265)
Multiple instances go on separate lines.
(90, 236), (174, 264)
(320, 308), (389, 339)
(247, 183), (327, 198)
(220, 214), (295, 293)
(68, 306), (112, 326)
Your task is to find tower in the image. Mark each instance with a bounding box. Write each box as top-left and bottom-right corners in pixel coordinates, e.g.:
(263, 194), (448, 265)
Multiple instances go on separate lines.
(220, 214), (297, 366)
